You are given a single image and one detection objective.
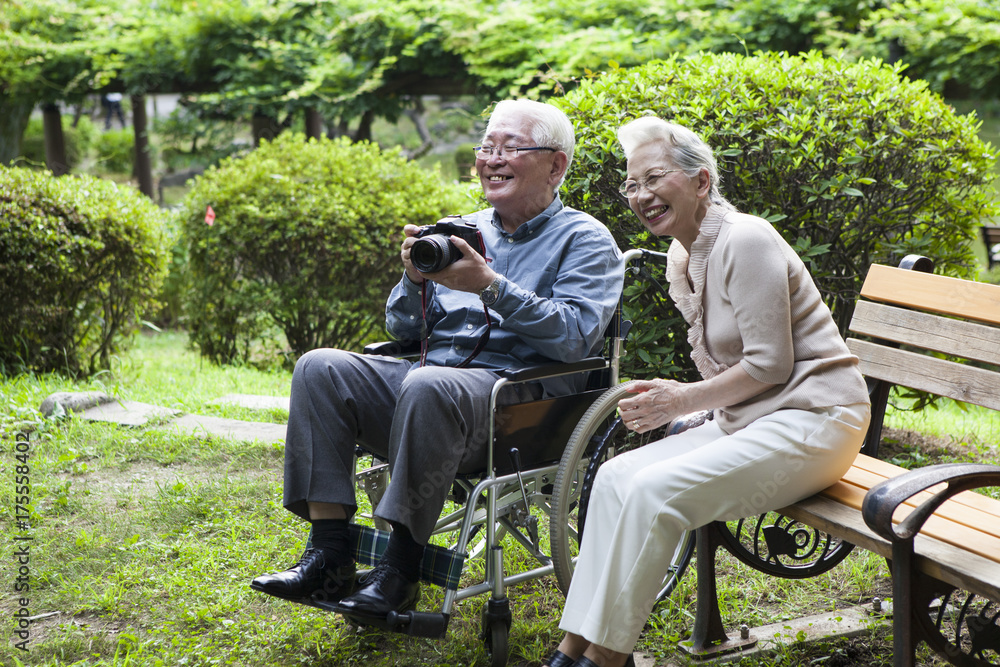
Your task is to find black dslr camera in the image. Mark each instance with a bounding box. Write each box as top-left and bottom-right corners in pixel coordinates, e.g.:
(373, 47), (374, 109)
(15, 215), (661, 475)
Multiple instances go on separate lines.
(410, 216), (485, 274)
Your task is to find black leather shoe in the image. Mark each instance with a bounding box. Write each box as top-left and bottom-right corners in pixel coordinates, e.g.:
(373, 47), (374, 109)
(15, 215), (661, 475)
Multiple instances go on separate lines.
(572, 655), (636, 667)
(545, 649), (577, 667)
(250, 548), (355, 603)
(332, 562), (419, 620)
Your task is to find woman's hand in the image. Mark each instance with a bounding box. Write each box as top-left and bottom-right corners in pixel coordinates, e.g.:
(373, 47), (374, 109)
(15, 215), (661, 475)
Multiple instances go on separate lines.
(619, 366), (777, 433)
(618, 379), (690, 433)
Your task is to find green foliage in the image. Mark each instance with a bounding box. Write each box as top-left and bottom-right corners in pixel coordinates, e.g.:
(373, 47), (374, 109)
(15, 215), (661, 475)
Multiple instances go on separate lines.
(556, 51), (998, 380)
(2, 0), (996, 159)
(0, 166), (170, 376)
(706, 0), (879, 55)
(828, 0), (1000, 98)
(156, 104), (243, 172)
(178, 133), (470, 366)
(17, 115), (97, 170)
(94, 127), (135, 173)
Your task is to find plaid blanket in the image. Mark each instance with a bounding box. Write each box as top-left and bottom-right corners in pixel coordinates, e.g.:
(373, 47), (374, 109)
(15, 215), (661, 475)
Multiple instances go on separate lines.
(348, 524), (467, 591)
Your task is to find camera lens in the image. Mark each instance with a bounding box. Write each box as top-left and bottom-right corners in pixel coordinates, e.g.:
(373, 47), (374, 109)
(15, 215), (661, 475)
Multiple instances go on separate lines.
(411, 235), (457, 273)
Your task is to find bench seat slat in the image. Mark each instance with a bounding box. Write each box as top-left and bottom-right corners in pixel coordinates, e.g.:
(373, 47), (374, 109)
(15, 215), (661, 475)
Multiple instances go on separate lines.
(819, 475), (1000, 563)
(850, 454), (1000, 515)
(814, 454), (1000, 565)
(860, 264), (1000, 324)
(849, 301), (1000, 367)
(847, 339), (1000, 411)
(782, 496), (1000, 601)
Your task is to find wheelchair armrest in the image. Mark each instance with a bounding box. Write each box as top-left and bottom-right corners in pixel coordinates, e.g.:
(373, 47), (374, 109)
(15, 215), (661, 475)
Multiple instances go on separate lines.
(364, 340), (421, 357)
(496, 357), (607, 383)
(363, 342), (606, 383)
(862, 462), (1000, 543)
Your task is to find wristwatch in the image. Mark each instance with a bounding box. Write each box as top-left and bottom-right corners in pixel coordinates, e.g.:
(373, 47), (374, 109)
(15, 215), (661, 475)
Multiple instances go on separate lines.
(479, 275), (503, 306)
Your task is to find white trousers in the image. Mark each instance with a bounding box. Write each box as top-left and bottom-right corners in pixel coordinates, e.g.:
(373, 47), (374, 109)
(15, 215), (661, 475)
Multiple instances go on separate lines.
(558, 402), (871, 653)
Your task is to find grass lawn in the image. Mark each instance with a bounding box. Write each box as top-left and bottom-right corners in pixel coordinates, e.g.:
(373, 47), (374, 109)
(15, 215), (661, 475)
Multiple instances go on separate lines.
(2, 331), (997, 666)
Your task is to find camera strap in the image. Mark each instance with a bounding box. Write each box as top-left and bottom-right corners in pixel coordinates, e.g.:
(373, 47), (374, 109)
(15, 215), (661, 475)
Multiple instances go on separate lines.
(418, 288), (493, 368)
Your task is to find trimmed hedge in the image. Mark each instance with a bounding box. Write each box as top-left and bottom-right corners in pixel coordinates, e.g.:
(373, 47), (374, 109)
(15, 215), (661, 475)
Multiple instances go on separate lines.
(0, 167), (170, 376)
(178, 133), (470, 366)
(556, 51), (998, 381)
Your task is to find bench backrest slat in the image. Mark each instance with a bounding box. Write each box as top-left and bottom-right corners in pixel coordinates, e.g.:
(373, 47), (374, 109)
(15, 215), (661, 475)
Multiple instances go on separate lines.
(859, 264), (1000, 325)
(847, 339), (1000, 411)
(850, 301), (1000, 367)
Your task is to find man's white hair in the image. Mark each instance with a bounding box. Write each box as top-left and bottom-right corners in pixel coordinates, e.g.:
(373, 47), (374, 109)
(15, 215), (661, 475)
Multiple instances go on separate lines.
(484, 100), (575, 190)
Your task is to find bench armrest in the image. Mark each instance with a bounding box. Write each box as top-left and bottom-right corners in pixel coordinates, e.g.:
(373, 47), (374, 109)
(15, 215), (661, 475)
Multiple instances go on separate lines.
(862, 463), (1000, 542)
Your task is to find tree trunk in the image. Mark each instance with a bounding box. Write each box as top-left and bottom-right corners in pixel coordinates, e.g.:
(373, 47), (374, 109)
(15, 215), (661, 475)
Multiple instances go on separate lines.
(131, 95), (154, 199)
(252, 112), (280, 146)
(305, 108), (324, 140)
(0, 95), (33, 166)
(403, 97), (434, 159)
(353, 109), (374, 143)
(43, 103), (69, 176)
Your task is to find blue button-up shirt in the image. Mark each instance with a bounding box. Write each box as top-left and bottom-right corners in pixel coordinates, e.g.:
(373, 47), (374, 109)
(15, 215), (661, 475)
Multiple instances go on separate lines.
(385, 197), (624, 396)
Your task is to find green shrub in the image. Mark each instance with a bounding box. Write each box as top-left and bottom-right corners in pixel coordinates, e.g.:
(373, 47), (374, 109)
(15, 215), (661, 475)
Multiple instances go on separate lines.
(17, 115), (96, 170)
(0, 166), (170, 376)
(827, 0), (1000, 99)
(94, 128), (135, 174)
(178, 133), (470, 366)
(151, 217), (188, 330)
(556, 51), (998, 381)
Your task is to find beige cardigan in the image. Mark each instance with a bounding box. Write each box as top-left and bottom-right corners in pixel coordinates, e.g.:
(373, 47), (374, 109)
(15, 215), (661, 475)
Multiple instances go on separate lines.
(667, 206), (870, 433)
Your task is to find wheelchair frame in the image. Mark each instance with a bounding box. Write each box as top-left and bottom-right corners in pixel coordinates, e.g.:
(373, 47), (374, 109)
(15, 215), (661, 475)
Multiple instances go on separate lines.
(332, 249), (695, 665)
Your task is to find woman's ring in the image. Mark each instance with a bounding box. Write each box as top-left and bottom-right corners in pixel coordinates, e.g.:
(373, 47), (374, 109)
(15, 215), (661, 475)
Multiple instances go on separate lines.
(632, 419), (640, 429)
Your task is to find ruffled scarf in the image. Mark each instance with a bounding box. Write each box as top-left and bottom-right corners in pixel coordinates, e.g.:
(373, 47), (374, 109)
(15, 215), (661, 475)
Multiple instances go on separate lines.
(666, 206), (731, 380)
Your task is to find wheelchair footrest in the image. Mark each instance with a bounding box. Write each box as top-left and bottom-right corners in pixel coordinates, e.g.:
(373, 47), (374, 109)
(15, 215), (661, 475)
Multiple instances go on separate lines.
(382, 610), (450, 638)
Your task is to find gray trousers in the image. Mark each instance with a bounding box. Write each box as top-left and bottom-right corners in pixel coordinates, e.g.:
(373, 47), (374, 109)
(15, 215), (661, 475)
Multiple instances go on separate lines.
(283, 348), (527, 544)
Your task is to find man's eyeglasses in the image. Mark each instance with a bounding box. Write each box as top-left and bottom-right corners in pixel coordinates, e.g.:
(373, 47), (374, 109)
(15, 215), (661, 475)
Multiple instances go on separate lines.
(474, 145), (556, 160)
(619, 168), (683, 199)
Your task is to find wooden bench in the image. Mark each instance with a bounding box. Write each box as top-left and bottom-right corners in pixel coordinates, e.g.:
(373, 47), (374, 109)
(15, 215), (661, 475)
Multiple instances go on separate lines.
(686, 256), (1000, 666)
(983, 225), (1000, 271)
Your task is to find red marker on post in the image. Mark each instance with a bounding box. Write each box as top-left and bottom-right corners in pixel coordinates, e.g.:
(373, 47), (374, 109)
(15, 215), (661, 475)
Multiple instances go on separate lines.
(205, 205), (216, 226)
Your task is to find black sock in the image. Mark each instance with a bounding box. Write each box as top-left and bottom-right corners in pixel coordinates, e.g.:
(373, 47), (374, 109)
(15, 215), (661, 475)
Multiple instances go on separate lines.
(381, 523), (423, 582)
(310, 518), (352, 566)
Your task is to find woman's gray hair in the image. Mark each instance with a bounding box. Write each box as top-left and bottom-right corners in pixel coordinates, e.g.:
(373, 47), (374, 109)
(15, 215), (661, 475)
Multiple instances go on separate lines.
(617, 116), (733, 209)
(485, 100), (575, 190)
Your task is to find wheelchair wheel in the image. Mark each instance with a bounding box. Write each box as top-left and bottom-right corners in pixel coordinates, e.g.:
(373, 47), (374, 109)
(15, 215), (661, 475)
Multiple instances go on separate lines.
(549, 383), (695, 600)
(485, 621), (508, 667)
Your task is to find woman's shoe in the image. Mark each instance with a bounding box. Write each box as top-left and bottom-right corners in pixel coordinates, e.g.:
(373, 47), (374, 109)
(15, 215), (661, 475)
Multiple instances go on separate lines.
(545, 649), (577, 667)
(572, 654), (636, 667)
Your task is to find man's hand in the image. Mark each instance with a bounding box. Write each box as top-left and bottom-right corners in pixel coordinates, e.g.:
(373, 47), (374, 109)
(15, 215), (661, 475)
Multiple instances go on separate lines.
(400, 223), (496, 294)
(400, 224), (426, 284)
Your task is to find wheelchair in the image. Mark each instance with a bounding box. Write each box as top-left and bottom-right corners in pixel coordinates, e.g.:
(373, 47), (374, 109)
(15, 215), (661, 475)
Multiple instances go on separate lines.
(316, 248), (696, 666)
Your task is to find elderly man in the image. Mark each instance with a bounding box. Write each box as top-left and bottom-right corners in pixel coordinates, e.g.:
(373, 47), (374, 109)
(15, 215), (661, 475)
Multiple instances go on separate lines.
(251, 99), (624, 622)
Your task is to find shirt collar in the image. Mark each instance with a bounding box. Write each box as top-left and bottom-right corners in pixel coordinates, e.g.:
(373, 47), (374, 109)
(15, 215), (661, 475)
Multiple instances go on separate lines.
(491, 196), (563, 240)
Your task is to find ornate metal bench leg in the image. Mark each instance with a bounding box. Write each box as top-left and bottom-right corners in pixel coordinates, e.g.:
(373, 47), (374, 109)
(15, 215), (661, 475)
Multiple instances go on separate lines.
(682, 523), (758, 658)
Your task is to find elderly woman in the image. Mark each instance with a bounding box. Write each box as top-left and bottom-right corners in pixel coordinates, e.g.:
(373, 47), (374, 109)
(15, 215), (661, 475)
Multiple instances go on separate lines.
(544, 117), (872, 667)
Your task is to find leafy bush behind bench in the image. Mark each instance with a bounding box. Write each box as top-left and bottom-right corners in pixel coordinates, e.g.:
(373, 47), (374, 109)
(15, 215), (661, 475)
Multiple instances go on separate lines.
(557, 51), (998, 381)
